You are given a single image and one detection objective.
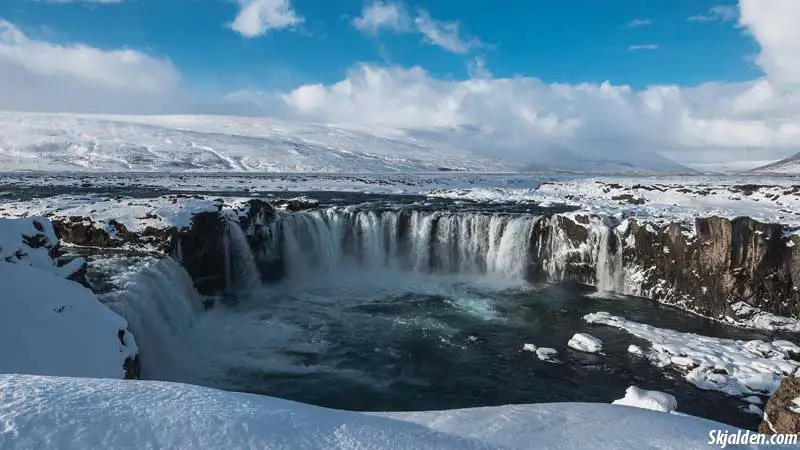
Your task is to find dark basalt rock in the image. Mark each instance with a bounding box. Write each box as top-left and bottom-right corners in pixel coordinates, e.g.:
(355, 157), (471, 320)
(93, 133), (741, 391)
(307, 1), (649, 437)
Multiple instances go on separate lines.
(759, 376), (800, 434)
(238, 200), (284, 283)
(168, 211), (228, 296)
(619, 216), (800, 318)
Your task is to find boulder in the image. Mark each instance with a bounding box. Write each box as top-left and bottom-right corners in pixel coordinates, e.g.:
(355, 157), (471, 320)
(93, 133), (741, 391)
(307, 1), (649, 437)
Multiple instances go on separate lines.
(759, 376), (800, 434)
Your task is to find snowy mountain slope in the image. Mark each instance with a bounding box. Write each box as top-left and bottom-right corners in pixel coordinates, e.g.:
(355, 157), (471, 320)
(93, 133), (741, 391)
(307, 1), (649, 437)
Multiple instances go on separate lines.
(752, 152), (800, 174)
(0, 112), (689, 173)
(0, 374), (749, 450)
(0, 112), (514, 173)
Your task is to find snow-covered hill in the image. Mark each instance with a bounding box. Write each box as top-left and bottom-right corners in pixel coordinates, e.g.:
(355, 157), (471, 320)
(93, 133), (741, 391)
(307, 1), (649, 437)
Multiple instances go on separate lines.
(0, 112), (689, 173)
(0, 374), (748, 450)
(752, 153), (800, 174)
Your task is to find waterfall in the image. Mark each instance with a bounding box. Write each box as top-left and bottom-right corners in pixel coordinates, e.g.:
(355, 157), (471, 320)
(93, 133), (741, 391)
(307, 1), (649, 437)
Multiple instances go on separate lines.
(98, 257), (204, 379)
(271, 208), (539, 280)
(594, 225), (625, 293)
(223, 217), (262, 292)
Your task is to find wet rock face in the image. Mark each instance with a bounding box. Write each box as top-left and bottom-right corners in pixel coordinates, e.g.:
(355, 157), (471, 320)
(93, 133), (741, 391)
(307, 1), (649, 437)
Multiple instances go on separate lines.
(620, 216), (800, 318)
(238, 200), (284, 283)
(759, 376), (800, 434)
(169, 211), (228, 296)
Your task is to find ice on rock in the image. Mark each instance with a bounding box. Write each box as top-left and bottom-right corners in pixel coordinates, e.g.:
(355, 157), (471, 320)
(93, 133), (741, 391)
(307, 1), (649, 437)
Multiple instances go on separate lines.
(790, 397), (800, 414)
(741, 395), (763, 405)
(536, 348), (559, 362)
(568, 333), (603, 353)
(612, 386), (678, 414)
(628, 345), (645, 357)
(740, 404), (764, 416)
(585, 312), (800, 397)
(522, 343), (537, 353)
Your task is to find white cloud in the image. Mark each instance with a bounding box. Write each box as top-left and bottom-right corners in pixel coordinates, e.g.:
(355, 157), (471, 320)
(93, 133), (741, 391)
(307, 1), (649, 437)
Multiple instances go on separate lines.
(229, 0), (303, 38)
(353, 3), (481, 55)
(627, 44), (658, 51)
(624, 19), (652, 28)
(687, 5), (738, 22)
(739, 0), (800, 88)
(352, 1), (410, 34)
(0, 19), (183, 113)
(414, 10), (480, 54)
(274, 64), (800, 169)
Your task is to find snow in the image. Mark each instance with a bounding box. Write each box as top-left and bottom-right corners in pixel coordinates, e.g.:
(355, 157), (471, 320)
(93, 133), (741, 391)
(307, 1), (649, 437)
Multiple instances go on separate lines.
(790, 397), (800, 414)
(0, 112), (517, 173)
(0, 195), (223, 235)
(611, 386), (678, 414)
(752, 152), (800, 174)
(585, 312), (800, 397)
(725, 302), (800, 333)
(0, 374), (750, 450)
(0, 216), (82, 278)
(522, 343), (536, 352)
(628, 345), (645, 357)
(567, 333), (604, 353)
(0, 263), (136, 379)
(428, 177), (800, 235)
(740, 405), (764, 416)
(741, 396), (762, 405)
(536, 347), (559, 362)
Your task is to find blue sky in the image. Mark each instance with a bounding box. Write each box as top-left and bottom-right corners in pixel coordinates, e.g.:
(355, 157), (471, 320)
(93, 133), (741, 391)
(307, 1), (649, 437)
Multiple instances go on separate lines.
(0, 0), (760, 93)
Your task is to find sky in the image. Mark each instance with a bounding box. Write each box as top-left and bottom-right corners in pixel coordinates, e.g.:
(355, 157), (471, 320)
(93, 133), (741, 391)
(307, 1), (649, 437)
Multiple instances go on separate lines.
(0, 0), (798, 170)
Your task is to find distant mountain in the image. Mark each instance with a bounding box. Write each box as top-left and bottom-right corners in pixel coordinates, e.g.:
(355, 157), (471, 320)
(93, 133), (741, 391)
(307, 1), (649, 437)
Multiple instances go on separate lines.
(751, 153), (800, 174)
(0, 112), (689, 174)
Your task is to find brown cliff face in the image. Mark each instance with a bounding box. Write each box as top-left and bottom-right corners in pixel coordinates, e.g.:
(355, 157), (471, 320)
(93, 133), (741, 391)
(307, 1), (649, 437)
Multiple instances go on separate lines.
(759, 376), (800, 434)
(620, 216), (800, 319)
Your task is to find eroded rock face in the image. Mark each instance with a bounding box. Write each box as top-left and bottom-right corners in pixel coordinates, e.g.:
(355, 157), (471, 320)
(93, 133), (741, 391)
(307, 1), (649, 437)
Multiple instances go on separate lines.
(168, 211), (228, 296)
(621, 216), (800, 319)
(759, 376), (800, 434)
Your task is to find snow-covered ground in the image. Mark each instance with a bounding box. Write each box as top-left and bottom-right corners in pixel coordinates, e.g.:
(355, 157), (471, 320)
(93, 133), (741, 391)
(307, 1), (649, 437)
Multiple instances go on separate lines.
(0, 112), (512, 173)
(430, 176), (800, 235)
(585, 312), (800, 398)
(0, 217), (137, 379)
(0, 374), (750, 450)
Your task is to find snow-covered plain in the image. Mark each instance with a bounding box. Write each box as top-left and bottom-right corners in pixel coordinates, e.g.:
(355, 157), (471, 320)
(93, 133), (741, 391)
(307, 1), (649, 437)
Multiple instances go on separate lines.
(0, 374), (752, 450)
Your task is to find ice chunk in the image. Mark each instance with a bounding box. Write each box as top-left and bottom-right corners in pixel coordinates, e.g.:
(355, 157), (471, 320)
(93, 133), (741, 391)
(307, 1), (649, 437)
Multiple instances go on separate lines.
(536, 348), (559, 362)
(522, 343), (537, 353)
(568, 333), (603, 353)
(612, 386), (678, 413)
(628, 345), (645, 356)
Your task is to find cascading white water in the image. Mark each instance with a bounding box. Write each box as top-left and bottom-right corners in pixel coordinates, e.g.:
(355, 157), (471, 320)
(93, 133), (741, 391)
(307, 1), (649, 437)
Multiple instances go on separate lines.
(223, 217), (262, 291)
(594, 225), (625, 293)
(272, 208), (541, 281)
(99, 257), (204, 379)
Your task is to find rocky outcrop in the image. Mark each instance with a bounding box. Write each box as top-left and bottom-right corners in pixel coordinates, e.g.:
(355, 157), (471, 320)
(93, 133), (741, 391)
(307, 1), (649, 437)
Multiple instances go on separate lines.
(759, 376), (800, 434)
(528, 214), (800, 320)
(168, 211), (228, 295)
(621, 216), (800, 319)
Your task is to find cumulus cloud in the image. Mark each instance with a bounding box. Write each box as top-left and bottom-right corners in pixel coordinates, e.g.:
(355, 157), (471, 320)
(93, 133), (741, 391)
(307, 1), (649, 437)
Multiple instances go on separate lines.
(0, 19), (184, 113)
(352, 1), (410, 34)
(273, 64), (800, 170)
(229, 0), (303, 38)
(739, 0), (800, 88)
